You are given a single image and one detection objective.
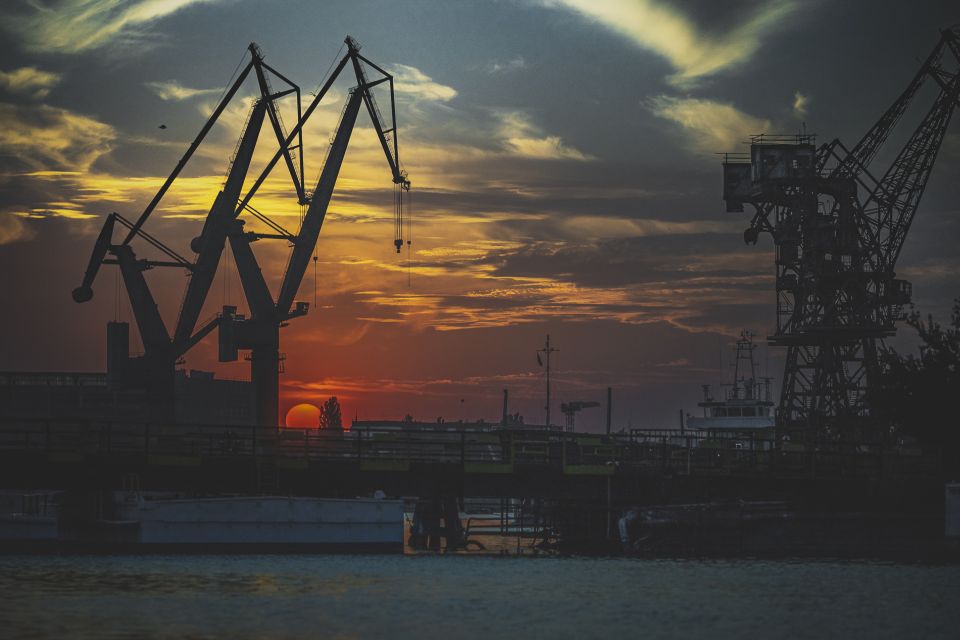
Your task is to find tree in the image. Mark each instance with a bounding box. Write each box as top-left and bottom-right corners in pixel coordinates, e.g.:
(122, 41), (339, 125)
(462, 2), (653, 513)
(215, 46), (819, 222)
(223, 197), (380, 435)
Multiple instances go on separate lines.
(319, 396), (343, 430)
(872, 298), (960, 473)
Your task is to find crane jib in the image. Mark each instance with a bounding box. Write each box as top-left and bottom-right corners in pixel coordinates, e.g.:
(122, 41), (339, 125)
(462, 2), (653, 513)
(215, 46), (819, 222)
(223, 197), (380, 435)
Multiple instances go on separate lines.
(276, 90), (363, 317)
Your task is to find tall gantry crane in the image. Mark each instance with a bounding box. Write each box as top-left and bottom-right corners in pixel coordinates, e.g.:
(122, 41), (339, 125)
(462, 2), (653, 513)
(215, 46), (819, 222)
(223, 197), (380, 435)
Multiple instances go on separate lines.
(72, 43), (305, 420)
(73, 36), (410, 427)
(722, 27), (960, 442)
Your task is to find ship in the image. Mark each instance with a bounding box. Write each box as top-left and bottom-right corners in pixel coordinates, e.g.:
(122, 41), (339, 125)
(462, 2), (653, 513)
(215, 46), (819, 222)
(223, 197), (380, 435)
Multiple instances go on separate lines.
(686, 330), (775, 445)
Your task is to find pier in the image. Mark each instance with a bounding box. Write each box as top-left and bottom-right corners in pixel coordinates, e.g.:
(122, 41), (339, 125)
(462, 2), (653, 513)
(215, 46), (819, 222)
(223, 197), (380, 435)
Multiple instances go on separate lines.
(0, 418), (943, 538)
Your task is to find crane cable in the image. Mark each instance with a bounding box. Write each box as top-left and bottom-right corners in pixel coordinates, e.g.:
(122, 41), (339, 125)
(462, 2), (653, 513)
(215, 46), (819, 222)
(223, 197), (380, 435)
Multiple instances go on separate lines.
(313, 43), (345, 97)
(394, 181), (400, 251)
(216, 48), (249, 108)
(392, 179), (413, 286)
(406, 186), (412, 287)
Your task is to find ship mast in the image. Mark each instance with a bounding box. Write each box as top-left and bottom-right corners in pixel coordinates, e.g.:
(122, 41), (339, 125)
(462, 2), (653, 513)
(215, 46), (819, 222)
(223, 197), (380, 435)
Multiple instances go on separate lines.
(538, 335), (559, 427)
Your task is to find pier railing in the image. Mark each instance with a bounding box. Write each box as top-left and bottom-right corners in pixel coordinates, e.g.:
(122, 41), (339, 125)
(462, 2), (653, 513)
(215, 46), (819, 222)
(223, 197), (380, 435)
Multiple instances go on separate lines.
(0, 418), (940, 480)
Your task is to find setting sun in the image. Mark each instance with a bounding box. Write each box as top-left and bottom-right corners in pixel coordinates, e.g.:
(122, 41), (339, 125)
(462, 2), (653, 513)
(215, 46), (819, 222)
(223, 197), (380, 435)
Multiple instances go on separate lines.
(284, 403), (321, 428)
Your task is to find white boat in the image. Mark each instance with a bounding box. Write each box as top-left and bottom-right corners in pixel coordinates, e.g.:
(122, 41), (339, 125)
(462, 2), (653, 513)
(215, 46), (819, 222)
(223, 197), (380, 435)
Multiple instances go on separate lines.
(686, 331), (776, 445)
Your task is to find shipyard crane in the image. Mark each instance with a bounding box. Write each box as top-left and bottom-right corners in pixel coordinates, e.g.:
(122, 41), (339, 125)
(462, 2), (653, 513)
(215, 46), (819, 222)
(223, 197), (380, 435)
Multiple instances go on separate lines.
(721, 27), (960, 441)
(217, 36), (411, 428)
(72, 37), (410, 428)
(71, 43), (310, 419)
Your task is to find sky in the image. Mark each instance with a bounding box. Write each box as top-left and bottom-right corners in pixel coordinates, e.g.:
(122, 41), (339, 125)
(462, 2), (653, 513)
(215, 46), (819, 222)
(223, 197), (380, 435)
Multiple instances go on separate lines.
(0, 0), (958, 430)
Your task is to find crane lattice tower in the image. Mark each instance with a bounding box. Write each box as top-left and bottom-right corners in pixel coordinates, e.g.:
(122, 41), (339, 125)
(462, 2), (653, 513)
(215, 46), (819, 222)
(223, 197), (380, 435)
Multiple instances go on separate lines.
(721, 28), (960, 442)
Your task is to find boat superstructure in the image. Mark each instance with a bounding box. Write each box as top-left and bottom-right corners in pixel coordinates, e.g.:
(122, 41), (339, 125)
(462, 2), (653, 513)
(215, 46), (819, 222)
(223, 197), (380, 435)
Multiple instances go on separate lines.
(687, 331), (775, 435)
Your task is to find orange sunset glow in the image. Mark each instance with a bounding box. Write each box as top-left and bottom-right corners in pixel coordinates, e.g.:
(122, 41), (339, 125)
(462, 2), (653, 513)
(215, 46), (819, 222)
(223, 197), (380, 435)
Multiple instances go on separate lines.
(2, 4), (960, 638)
(1, 1), (957, 432)
(285, 403), (321, 429)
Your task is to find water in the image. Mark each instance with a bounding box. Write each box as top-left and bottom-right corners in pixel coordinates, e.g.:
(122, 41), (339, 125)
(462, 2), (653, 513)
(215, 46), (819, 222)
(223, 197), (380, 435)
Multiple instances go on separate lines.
(1, 555), (958, 639)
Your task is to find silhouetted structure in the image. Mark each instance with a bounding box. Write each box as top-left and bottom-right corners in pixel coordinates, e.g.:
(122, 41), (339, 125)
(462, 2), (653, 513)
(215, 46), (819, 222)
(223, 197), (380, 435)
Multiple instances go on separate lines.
(722, 27), (960, 441)
(0, 365), (254, 425)
(72, 37), (410, 428)
(560, 401), (600, 432)
(537, 335), (559, 427)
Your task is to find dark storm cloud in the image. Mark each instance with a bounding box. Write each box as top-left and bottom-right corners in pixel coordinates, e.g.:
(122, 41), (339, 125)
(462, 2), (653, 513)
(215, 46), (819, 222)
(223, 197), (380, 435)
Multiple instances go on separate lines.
(488, 234), (768, 288)
(678, 302), (774, 332)
(667, 0), (803, 36)
(332, 185), (700, 231)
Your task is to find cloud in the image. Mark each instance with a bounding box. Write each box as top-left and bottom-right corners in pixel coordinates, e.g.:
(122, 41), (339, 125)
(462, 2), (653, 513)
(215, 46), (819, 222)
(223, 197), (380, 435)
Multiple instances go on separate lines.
(390, 64), (457, 103)
(0, 67), (62, 99)
(540, 0), (798, 85)
(343, 63), (592, 172)
(145, 80), (220, 101)
(559, 216), (741, 240)
(486, 56), (527, 74)
(333, 221), (772, 334)
(0, 102), (115, 172)
(0, 213), (36, 245)
(793, 91), (809, 118)
(495, 110), (593, 161)
(648, 95), (770, 153)
(2, 0), (224, 54)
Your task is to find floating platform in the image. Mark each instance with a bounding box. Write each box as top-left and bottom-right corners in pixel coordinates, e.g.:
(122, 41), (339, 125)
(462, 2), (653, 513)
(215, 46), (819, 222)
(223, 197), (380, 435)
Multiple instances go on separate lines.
(1, 493), (405, 554)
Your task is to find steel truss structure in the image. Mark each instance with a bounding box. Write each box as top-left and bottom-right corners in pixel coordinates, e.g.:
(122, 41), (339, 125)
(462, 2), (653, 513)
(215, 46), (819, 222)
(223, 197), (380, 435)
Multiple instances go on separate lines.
(722, 28), (960, 441)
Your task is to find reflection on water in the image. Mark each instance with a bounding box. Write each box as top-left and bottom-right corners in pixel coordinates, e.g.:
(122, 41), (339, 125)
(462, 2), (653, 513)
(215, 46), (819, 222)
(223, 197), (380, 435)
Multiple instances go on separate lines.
(1, 555), (958, 639)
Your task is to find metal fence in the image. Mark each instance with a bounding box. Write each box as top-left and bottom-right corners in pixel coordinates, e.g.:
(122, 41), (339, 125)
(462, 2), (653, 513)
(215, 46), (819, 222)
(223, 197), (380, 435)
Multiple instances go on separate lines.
(0, 418), (940, 479)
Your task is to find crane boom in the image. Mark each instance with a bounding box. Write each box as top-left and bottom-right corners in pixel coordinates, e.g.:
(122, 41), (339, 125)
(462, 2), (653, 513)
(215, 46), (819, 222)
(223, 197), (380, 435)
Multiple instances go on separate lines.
(174, 99), (267, 348)
(120, 61), (255, 245)
(351, 46), (403, 182)
(112, 244), (171, 353)
(861, 36), (960, 271)
(72, 212), (116, 303)
(276, 90), (363, 316)
(229, 226), (275, 318)
(252, 44), (306, 204)
(232, 55), (350, 219)
(831, 36), (946, 181)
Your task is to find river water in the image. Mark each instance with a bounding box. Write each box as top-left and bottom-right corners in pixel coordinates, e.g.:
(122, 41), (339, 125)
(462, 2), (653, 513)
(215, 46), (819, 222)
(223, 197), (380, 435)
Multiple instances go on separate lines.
(1, 555), (958, 639)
